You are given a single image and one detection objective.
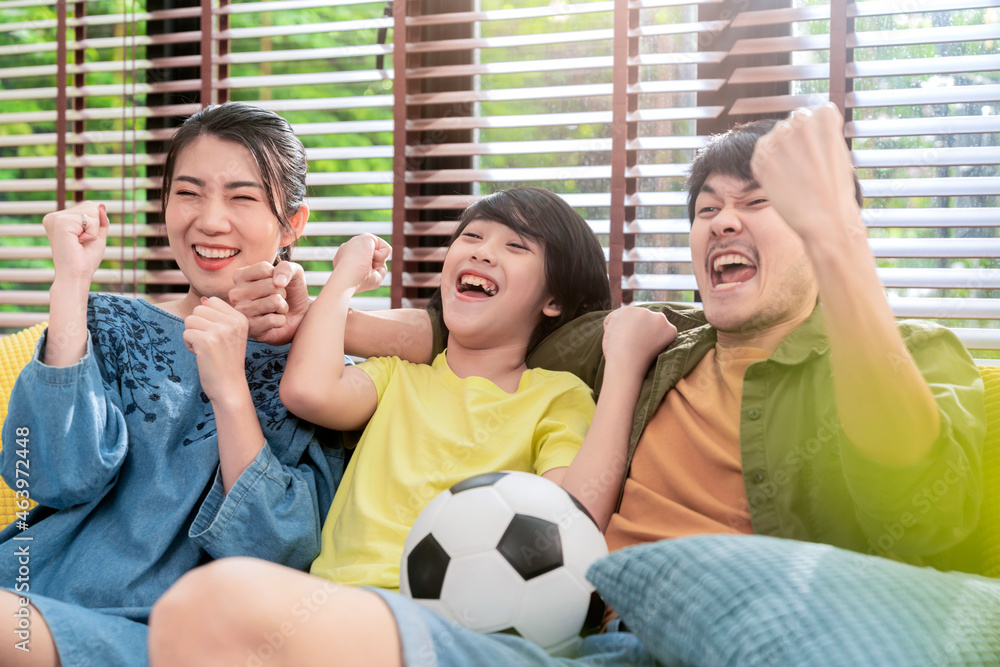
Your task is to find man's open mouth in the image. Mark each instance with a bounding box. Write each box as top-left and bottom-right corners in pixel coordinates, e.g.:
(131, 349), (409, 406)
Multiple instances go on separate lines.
(710, 252), (758, 289)
(457, 272), (498, 297)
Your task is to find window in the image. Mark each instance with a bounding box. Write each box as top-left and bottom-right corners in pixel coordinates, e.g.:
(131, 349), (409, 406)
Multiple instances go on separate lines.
(2, 0), (997, 358)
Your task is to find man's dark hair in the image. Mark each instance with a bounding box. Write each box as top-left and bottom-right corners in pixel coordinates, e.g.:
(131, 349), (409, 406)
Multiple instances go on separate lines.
(686, 117), (864, 223)
(429, 187), (612, 356)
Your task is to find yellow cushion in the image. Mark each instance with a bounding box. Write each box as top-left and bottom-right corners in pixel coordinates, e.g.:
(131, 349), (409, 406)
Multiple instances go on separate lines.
(0, 323), (46, 528)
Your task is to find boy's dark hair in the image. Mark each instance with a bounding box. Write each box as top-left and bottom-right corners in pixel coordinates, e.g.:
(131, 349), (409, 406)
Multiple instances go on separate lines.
(161, 102), (308, 262)
(686, 117), (863, 223)
(429, 187), (612, 356)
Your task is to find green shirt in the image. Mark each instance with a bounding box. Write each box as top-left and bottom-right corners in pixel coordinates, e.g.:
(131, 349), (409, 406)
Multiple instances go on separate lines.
(434, 303), (986, 565)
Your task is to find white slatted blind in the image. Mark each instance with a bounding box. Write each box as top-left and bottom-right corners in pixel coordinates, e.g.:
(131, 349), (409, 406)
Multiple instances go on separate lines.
(394, 0), (728, 308)
(0, 0), (201, 330)
(726, 0), (1000, 357)
(2, 0), (998, 357)
(217, 0), (395, 309)
(0, 0), (395, 332)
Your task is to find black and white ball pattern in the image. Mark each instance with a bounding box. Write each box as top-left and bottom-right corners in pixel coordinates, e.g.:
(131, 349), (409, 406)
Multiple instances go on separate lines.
(400, 471), (608, 656)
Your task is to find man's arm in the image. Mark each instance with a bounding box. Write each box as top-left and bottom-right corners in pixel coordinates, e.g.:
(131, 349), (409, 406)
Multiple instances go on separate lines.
(751, 104), (941, 467)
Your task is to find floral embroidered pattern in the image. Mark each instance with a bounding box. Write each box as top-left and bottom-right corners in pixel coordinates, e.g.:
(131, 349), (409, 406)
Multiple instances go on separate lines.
(89, 294), (182, 425)
(183, 347), (292, 447)
(86, 294), (297, 448)
(246, 351), (291, 431)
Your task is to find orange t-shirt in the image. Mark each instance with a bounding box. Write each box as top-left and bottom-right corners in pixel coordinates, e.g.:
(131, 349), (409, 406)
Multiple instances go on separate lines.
(604, 344), (772, 553)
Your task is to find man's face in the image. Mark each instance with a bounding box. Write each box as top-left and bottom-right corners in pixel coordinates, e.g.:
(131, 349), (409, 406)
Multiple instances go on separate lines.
(690, 173), (819, 334)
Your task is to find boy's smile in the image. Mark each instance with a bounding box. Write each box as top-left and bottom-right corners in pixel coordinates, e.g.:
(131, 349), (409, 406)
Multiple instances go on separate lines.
(456, 271), (499, 298)
(440, 219), (560, 351)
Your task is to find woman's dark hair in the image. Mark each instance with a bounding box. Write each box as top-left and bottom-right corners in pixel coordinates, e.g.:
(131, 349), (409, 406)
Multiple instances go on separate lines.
(686, 117), (863, 224)
(429, 187), (612, 356)
(161, 102), (308, 262)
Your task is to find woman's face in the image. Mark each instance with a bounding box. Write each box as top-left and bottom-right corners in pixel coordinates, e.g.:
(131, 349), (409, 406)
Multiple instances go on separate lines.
(164, 135), (296, 306)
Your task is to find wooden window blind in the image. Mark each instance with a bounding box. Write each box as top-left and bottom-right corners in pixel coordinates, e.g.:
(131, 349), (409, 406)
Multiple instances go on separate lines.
(2, 0), (997, 359)
(0, 0), (395, 331)
(217, 0), (395, 310)
(723, 0), (1000, 356)
(0, 0), (202, 329)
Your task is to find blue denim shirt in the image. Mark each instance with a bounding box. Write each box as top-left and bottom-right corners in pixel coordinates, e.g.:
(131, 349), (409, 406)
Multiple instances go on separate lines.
(0, 294), (344, 621)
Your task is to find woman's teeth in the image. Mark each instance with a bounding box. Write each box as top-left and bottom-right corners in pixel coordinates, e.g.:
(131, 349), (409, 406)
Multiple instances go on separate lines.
(195, 245), (239, 259)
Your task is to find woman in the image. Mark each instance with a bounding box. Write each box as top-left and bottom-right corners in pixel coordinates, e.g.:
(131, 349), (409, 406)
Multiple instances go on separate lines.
(0, 103), (342, 666)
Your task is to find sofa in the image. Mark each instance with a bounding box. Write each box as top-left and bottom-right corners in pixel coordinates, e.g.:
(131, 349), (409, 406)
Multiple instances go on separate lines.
(2, 322), (998, 665)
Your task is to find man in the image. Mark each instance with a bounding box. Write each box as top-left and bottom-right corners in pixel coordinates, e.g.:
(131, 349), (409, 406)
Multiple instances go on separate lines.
(148, 105), (985, 666)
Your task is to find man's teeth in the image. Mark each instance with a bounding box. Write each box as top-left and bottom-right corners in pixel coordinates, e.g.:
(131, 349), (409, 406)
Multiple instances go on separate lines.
(460, 275), (498, 296)
(712, 253), (753, 272)
(196, 245), (239, 259)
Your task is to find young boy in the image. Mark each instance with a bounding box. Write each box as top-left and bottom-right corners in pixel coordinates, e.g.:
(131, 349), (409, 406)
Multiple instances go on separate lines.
(279, 187), (675, 590)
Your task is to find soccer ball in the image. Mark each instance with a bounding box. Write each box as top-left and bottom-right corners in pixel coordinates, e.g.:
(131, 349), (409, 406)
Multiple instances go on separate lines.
(399, 471), (609, 656)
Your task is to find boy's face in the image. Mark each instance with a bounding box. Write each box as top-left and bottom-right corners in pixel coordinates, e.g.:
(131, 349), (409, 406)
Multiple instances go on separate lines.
(440, 219), (560, 351)
(689, 172), (819, 334)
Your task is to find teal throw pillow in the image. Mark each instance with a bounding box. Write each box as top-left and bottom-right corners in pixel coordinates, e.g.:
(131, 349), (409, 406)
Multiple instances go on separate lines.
(587, 535), (1000, 666)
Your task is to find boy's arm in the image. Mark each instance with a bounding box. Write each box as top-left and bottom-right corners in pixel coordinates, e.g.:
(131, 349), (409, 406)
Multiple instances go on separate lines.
(229, 261), (312, 346)
(345, 307), (434, 363)
(546, 307), (677, 531)
(279, 234), (387, 431)
(230, 260), (435, 362)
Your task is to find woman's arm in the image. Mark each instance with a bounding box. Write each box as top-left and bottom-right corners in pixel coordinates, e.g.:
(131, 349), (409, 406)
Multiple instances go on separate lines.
(0, 204), (131, 507)
(279, 234), (388, 431)
(229, 260), (435, 362)
(190, 438), (336, 570)
(182, 297), (269, 494)
(42, 202), (109, 367)
(0, 349), (130, 508)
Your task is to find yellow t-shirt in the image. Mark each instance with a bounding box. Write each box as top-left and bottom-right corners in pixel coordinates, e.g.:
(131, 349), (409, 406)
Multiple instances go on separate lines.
(310, 352), (595, 590)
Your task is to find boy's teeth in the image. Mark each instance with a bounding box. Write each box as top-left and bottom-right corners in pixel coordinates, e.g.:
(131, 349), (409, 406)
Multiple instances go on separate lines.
(196, 245), (239, 259)
(460, 275), (498, 296)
